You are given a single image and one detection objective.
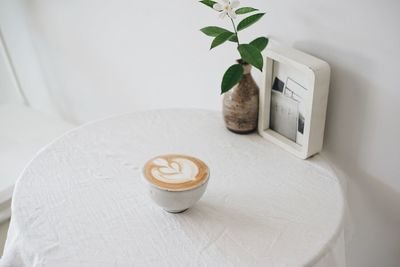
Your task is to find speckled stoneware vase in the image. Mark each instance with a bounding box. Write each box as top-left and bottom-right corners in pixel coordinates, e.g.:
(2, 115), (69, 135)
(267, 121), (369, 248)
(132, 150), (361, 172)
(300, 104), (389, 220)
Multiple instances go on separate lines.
(223, 63), (259, 134)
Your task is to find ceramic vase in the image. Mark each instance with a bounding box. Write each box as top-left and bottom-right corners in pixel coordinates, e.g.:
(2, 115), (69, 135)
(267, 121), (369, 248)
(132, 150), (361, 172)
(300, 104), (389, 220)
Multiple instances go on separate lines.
(223, 63), (259, 134)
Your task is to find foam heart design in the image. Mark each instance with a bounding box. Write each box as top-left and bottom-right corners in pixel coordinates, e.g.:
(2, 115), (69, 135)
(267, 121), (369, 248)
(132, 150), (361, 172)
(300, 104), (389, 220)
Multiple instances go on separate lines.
(151, 157), (199, 184)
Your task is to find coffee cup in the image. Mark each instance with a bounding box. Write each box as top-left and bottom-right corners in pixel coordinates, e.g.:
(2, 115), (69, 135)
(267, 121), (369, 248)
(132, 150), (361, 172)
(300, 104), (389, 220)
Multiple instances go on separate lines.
(142, 154), (210, 213)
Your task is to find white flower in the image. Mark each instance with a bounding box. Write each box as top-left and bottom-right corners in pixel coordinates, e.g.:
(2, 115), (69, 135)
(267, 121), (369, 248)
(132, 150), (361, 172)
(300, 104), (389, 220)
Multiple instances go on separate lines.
(213, 0), (240, 19)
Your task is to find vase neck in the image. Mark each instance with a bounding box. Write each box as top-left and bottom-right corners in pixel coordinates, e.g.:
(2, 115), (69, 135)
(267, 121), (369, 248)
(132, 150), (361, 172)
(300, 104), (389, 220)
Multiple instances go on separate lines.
(243, 64), (252, 74)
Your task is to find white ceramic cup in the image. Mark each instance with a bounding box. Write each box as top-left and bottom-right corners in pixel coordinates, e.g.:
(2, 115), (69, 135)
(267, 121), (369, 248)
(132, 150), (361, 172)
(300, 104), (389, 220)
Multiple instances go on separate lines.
(141, 155), (210, 213)
(144, 180), (209, 213)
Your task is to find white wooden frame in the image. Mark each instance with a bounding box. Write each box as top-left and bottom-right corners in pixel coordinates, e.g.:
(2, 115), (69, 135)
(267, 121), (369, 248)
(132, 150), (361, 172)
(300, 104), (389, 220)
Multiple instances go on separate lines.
(258, 46), (330, 159)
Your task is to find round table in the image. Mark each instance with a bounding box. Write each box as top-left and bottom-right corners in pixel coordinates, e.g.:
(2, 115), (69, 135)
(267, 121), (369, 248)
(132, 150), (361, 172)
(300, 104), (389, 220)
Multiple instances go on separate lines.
(1, 110), (345, 267)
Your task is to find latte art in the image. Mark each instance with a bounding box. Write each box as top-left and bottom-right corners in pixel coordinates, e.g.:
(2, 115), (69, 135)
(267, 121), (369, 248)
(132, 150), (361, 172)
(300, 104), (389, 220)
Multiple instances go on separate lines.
(143, 154), (209, 191)
(151, 157), (199, 184)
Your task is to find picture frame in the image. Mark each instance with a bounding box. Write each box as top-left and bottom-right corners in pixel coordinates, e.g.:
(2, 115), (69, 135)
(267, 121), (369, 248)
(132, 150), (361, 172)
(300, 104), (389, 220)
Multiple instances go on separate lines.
(258, 46), (330, 159)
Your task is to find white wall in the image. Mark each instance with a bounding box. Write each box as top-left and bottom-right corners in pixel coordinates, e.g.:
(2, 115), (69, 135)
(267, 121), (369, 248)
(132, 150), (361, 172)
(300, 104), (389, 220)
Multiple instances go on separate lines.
(1, 0), (399, 266)
(0, 0), (60, 115)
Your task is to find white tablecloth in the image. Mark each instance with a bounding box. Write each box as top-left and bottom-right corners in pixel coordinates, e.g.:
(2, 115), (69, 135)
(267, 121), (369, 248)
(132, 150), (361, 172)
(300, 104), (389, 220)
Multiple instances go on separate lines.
(1, 110), (345, 267)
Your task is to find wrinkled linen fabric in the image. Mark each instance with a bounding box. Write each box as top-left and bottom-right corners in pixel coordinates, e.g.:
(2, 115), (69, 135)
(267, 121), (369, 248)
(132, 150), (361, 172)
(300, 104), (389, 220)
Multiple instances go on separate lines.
(0, 110), (345, 267)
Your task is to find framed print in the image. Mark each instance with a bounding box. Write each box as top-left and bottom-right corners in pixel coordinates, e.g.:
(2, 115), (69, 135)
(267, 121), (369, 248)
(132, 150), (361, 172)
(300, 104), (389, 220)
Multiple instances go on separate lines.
(258, 46), (330, 159)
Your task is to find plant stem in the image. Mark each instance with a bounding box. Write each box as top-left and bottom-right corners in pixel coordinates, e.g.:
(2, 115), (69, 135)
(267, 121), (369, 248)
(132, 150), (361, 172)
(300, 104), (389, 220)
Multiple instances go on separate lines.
(230, 18), (240, 47)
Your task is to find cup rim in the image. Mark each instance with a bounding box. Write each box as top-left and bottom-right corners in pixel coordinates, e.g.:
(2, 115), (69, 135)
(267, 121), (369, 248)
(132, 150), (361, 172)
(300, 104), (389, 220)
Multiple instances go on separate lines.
(141, 154), (210, 192)
(142, 172), (210, 192)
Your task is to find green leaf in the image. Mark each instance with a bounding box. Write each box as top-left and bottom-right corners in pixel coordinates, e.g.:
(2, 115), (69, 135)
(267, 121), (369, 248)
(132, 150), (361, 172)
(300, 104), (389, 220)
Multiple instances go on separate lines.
(235, 7), (258, 15)
(229, 35), (238, 42)
(200, 26), (238, 43)
(221, 64), (244, 94)
(200, 26), (231, 37)
(199, 0), (217, 9)
(237, 13), (265, 31)
(210, 31), (235, 50)
(249, 37), (269, 52)
(238, 44), (263, 71)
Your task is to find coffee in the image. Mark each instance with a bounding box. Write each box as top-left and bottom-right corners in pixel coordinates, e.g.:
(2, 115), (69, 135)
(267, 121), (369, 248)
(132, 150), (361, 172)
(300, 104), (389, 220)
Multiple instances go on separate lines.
(143, 154), (209, 191)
